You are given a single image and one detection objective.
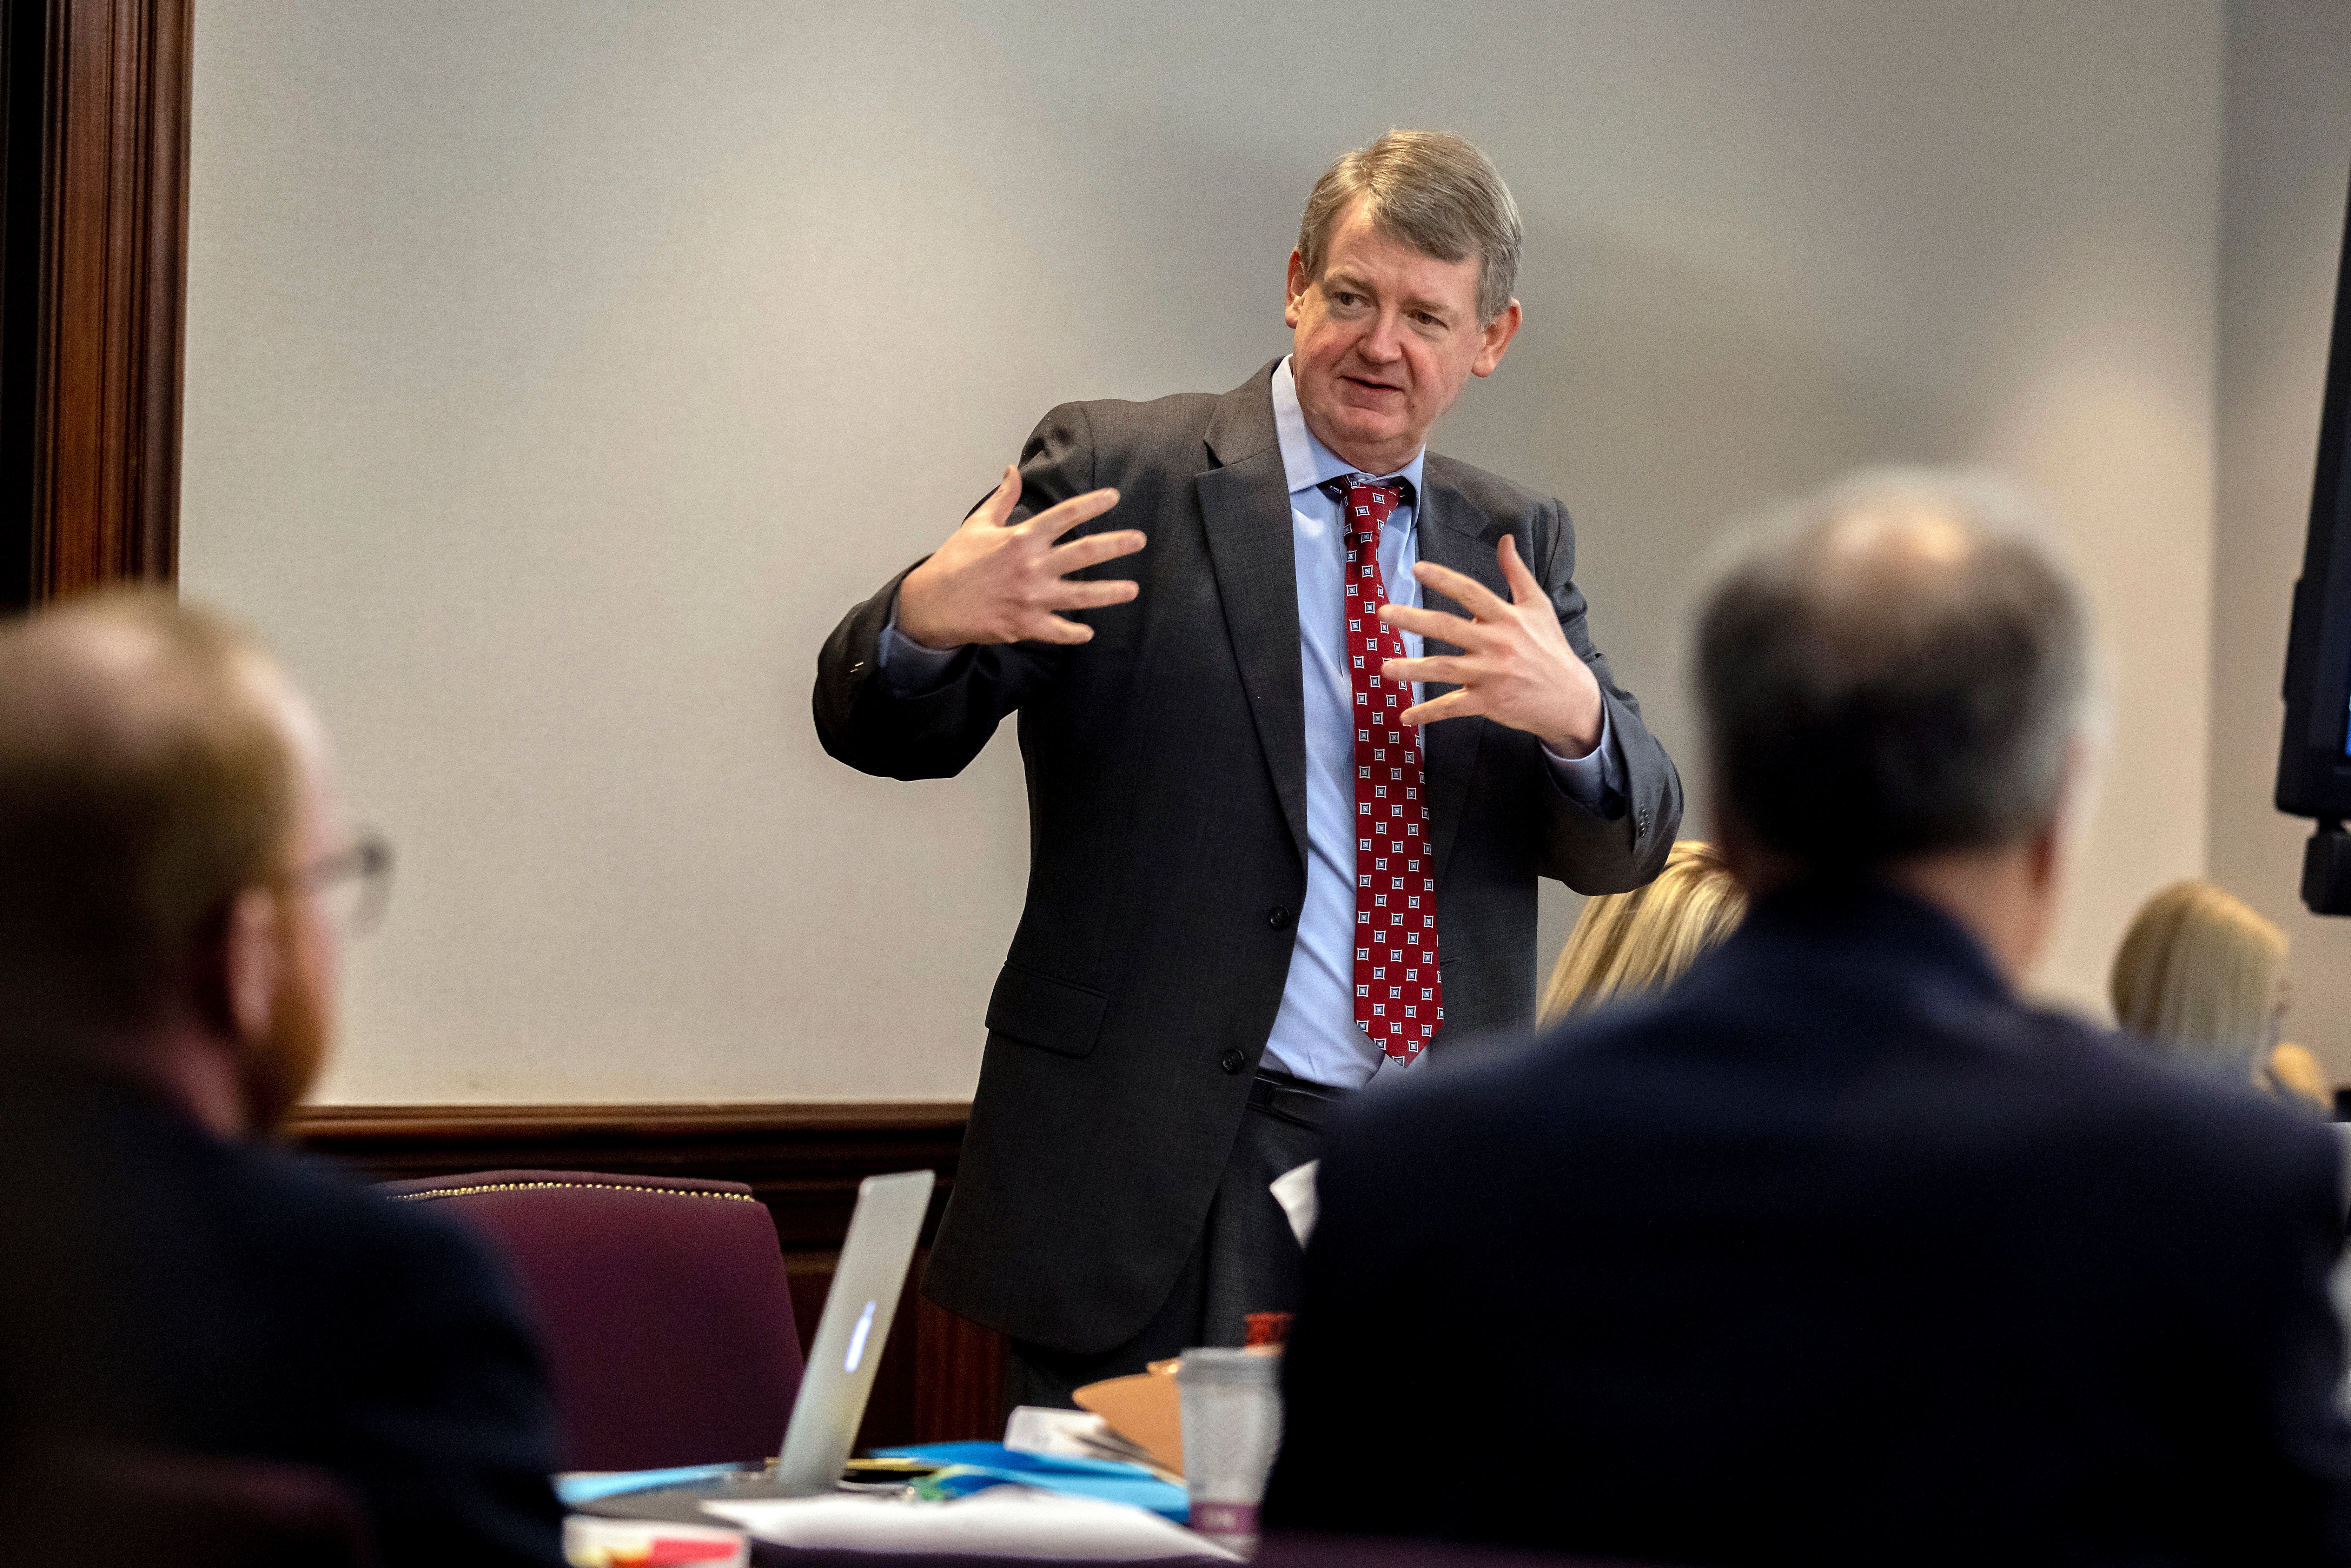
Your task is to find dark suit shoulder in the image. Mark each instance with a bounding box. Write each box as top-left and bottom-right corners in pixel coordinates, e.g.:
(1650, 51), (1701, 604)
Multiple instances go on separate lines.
(221, 1138), (520, 1305)
(1049, 386), (1225, 447)
(1422, 451), (1562, 524)
(1011, 385), (1232, 533)
(1032, 387), (1226, 487)
(0, 1073), (565, 1567)
(1001, 386), (1233, 527)
(1327, 956), (2335, 1232)
(2016, 1012), (2344, 1206)
(42, 1091), (498, 1296)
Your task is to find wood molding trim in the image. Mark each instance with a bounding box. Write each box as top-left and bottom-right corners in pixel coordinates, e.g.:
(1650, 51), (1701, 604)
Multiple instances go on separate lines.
(35, 0), (190, 598)
(290, 1100), (1010, 1448)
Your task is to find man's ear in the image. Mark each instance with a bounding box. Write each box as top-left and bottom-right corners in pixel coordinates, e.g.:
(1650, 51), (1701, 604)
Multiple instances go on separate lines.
(2016, 733), (2098, 905)
(220, 886), (284, 1046)
(1285, 249), (1309, 330)
(1471, 299), (1522, 378)
(2025, 816), (2063, 892)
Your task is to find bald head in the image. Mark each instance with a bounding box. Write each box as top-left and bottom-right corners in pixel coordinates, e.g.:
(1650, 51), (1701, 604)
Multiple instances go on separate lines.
(0, 592), (324, 1046)
(1696, 469), (2092, 874)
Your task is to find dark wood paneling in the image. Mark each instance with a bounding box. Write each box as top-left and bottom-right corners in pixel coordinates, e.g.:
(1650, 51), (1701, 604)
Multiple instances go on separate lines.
(289, 1102), (1009, 1449)
(0, 0), (189, 613)
(914, 1275), (1012, 1440)
(0, 0), (49, 611)
(34, 0), (188, 599)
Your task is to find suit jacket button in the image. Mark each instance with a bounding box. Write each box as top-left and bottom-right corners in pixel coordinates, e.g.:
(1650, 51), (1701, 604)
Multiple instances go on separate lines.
(1219, 1048), (1247, 1075)
(1266, 905), (1290, 930)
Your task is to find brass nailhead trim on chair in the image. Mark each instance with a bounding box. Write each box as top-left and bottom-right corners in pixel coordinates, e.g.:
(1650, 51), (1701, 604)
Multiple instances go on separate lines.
(390, 1180), (758, 1203)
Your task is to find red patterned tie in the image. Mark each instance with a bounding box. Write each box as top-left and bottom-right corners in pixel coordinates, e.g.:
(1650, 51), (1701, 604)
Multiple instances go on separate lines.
(1342, 477), (1441, 1063)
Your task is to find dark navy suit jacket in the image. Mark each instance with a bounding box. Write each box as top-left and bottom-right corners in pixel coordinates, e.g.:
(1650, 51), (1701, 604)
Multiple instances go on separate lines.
(1264, 882), (2351, 1565)
(814, 361), (1682, 1355)
(0, 1061), (565, 1566)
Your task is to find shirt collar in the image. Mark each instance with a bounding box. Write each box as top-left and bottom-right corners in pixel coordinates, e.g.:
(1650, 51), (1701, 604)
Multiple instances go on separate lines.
(1271, 357), (1426, 511)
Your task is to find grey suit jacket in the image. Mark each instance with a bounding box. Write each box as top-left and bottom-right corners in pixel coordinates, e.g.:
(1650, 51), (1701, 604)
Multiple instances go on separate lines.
(813, 361), (1682, 1353)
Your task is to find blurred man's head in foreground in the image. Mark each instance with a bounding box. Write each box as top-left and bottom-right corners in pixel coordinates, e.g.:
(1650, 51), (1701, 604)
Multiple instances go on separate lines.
(1695, 469), (2095, 975)
(0, 591), (347, 1135)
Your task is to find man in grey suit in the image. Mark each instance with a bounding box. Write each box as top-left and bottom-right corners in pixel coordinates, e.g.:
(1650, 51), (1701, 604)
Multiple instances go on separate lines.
(814, 131), (1680, 1406)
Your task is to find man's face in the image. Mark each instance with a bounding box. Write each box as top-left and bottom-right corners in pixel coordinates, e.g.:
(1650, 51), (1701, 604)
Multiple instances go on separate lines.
(1285, 195), (1521, 474)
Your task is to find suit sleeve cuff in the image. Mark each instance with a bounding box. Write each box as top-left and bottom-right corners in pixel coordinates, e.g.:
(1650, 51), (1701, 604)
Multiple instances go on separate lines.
(1539, 704), (1627, 819)
(878, 593), (965, 696)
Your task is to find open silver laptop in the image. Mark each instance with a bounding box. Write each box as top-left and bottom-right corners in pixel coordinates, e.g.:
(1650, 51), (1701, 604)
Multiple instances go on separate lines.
(577, 1168), (935, 1521)
(771, 1168), (935, 1493)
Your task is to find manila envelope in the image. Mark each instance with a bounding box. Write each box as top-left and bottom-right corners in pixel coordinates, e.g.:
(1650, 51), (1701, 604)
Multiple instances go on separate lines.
(1073, 1356), (1185, 1477)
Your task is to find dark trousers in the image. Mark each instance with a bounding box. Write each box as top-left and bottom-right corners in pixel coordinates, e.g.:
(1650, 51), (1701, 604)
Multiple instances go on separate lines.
(1005, 1069), (1347, 1411)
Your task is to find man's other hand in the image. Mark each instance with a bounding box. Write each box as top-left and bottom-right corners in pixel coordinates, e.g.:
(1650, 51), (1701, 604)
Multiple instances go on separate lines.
(895, 466), (1144, 648)
(1377, 535), (1603, 755)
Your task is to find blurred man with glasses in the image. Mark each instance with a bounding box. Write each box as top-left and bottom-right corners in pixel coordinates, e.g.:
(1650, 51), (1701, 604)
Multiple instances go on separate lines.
(0, 591), (562, 1566)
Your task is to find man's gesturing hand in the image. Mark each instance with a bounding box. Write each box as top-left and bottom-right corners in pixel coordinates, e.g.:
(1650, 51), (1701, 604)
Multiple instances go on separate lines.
(895, 465), (1144, 648)
(1378, 535), (1604, 755)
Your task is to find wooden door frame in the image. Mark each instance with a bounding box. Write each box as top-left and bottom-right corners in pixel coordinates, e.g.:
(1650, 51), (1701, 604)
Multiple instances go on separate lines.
(0, 0), (191, 613)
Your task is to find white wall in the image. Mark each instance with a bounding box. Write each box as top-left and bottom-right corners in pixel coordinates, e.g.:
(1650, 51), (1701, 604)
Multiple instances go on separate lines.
(2210, 0), (2351, 1083)
(181, 0), (2224, 1103)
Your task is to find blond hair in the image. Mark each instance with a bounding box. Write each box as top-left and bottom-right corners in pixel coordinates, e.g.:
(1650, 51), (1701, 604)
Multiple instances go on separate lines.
(1539, 841), (1746, 1028)
(2109, 880), (2286, 1077)
(2267, 1042), (2331, 1112)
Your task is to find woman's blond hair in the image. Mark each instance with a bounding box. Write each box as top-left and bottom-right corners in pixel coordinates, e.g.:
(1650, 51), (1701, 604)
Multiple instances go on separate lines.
(2108, 880), (2286, 1076)
(1538, 841), (1746, 1028)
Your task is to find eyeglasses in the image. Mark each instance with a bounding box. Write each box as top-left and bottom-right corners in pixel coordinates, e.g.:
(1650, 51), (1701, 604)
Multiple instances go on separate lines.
(297, 829), (396, 935)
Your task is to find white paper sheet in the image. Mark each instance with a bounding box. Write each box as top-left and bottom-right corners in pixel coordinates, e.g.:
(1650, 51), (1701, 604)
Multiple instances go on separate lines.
(703, 1486), (1238, 1560)
(1004, 1406), (1159, 1470)
(1004, 1405), (1114, 1459)
(1269, 1159), (1319, 1248)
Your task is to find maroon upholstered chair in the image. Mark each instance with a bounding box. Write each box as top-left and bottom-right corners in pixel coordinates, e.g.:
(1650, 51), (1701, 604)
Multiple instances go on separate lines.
(380, 1169), (802, 1472)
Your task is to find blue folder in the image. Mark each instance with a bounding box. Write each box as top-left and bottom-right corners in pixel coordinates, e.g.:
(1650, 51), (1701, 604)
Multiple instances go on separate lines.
(873, 1441), (1190, 1522)
(553, 1462), (755, 1507)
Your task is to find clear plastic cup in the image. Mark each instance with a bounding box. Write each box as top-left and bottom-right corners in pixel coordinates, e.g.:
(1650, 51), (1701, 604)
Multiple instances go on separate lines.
(1176, 1347), (1283, 1553)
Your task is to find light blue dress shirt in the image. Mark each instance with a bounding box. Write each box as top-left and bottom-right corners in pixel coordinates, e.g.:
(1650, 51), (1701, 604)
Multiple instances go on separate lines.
(879, 357), (1622, 1088)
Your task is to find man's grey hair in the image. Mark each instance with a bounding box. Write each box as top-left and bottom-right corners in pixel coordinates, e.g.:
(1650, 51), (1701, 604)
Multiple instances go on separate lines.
(1297, 130), (1523, 325)
(1694, 468), (2094, 871)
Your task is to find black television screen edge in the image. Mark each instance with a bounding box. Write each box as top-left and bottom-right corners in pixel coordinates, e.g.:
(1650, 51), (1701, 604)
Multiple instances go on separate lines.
(2274, 157), (2351, 915)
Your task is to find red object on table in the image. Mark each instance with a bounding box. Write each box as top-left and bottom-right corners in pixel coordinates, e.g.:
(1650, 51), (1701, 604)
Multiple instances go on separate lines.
(1244, 1312), (1293, 1348)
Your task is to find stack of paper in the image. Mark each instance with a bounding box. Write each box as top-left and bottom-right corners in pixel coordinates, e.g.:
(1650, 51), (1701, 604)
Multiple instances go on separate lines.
(1006, 1405), (1164, 1472)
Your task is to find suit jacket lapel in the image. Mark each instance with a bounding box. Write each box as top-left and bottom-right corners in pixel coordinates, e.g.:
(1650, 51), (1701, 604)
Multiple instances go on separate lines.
(1196, 364), (1308, 864)
(1413, 473), (1509, 882)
